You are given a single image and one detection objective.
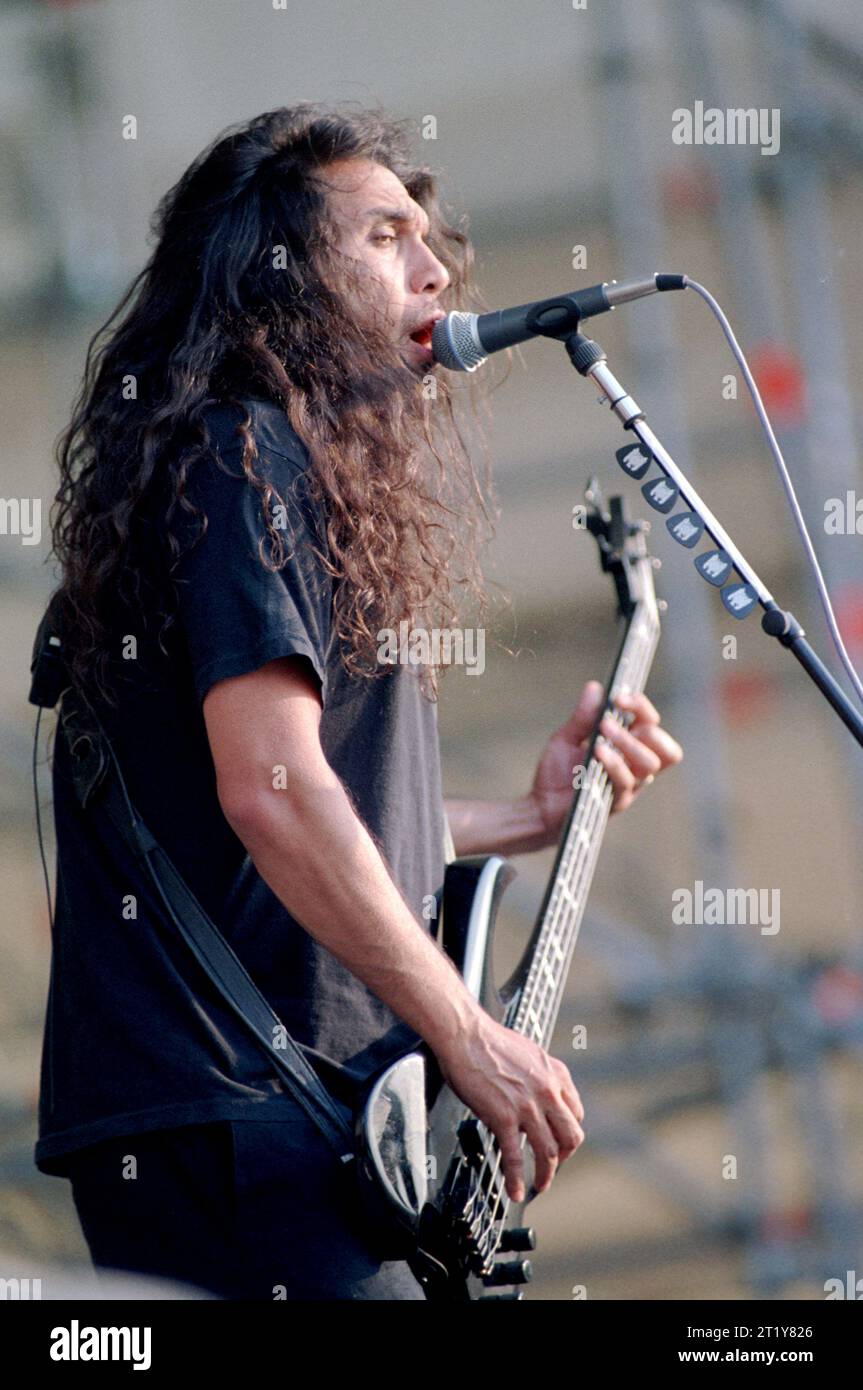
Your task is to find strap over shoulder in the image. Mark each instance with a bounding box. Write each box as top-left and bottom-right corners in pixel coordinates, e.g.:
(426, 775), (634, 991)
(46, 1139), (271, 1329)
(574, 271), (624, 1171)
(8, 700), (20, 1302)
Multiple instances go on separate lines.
(27, 599), (355, 1161)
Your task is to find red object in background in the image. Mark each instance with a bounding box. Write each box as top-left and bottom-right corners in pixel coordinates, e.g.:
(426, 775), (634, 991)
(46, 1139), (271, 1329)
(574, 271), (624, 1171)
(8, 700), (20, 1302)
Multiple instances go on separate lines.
(812, 965), (863, 1025)
(662, 160), (719, 213)
(834, 586), (863, 654)
(759, 1207), (813, 1242)
(748, 344), (807, 426)
(718, 670), (775, 725)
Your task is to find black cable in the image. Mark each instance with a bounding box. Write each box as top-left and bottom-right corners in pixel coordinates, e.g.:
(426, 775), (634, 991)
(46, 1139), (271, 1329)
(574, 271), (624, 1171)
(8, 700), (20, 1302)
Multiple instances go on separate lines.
(33, 706), (55, 931)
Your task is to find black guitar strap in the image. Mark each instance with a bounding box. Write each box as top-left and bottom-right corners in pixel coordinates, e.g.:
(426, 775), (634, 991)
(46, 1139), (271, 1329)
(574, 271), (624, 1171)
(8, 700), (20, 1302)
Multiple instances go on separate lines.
(29, 614), (355, 1164)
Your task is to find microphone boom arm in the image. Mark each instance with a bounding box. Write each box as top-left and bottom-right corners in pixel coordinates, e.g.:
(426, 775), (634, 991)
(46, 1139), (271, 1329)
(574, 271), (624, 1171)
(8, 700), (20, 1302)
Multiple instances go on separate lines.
(566, 329), (863, 750)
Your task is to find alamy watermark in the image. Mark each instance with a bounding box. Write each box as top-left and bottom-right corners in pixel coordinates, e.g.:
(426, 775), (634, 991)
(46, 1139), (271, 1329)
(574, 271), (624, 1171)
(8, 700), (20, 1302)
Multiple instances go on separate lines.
(0, 1276), (41, 1299)
(672, 101), (780, 157)
(824, 491), (863, 535)
(672, 879), (780, 935)
(377, 622), (485, 676)
(50, 1321), (151, 1369)
(825, 1270), (863, 1299)
(0, 496), (41, 545)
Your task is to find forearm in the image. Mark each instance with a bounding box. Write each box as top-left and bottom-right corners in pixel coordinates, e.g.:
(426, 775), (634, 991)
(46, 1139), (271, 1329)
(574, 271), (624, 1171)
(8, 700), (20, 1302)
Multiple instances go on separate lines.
(227, 774), (481, 1061)
(444, 795), (550, 857)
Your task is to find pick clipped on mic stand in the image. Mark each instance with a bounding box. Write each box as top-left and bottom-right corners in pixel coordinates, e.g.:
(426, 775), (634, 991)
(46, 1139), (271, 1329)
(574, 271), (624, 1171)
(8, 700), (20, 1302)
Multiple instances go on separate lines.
(555, 321), (863, 750)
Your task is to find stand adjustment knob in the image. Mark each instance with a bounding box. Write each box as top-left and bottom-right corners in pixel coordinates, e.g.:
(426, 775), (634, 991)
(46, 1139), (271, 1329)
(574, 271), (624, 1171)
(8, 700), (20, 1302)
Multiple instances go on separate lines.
(497, 1226), (537, 1252)
(482, 1258), (533, 1287)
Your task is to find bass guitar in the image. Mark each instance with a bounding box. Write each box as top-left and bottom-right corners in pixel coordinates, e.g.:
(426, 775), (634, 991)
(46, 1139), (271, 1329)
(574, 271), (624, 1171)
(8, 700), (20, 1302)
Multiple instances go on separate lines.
(355, 487), (662, 1300)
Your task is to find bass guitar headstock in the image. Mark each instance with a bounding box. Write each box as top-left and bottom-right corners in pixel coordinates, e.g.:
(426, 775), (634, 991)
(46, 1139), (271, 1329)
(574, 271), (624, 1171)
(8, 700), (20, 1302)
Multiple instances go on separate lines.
(584, 476), (662, 632)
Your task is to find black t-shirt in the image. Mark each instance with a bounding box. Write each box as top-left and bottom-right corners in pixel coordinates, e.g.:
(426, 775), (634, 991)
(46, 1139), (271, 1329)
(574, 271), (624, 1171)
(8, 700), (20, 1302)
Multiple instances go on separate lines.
(35, 397), (447, 1176)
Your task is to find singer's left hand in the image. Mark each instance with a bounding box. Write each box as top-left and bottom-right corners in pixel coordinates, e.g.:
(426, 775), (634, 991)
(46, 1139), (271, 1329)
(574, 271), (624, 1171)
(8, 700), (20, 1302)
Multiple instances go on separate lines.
(527, 680), (683, 846)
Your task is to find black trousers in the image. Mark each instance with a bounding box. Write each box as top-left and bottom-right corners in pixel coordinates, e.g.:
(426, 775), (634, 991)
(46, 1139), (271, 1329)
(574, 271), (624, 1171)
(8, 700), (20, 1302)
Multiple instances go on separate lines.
(66, 1100), (426, 1301)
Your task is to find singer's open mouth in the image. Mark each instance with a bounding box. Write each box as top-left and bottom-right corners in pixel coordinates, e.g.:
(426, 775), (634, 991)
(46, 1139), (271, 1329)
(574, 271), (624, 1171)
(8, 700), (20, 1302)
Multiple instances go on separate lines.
(408, 325), (434, 350)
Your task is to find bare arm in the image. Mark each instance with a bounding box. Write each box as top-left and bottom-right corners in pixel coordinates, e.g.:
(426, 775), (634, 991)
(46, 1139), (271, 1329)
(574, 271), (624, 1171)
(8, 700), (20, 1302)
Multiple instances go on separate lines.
(204, 656), (478, 1058)
(445, 684), (683, 859)
(203, 655), (584, 1200)
(444, 796), (549, 857)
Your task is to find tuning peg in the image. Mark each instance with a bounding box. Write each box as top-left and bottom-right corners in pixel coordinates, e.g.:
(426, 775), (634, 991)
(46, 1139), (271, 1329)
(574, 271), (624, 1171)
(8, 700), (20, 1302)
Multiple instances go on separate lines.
(497, 1226), (537, 1252)
(482, 1258), (533, 1287)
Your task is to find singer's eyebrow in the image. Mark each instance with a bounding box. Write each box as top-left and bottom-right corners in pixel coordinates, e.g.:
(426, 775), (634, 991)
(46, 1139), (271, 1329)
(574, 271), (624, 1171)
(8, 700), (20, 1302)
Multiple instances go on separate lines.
(363, 205), (432, 238)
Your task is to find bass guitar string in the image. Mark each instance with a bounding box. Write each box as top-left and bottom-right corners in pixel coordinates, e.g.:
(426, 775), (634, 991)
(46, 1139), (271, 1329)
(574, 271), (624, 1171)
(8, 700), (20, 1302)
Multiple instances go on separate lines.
(462, 762), (615, 1253)
(530, 622), (659, 1045)
(462, 606), (657, 1262)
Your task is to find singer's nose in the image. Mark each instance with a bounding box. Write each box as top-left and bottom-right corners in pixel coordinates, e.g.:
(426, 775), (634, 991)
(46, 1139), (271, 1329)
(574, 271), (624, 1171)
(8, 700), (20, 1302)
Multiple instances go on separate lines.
(411, 244), (449, 299)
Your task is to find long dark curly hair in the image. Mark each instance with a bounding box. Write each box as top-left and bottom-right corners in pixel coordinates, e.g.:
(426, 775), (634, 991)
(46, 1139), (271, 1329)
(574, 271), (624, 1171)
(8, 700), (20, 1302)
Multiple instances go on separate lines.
(49, 101), (505, 711)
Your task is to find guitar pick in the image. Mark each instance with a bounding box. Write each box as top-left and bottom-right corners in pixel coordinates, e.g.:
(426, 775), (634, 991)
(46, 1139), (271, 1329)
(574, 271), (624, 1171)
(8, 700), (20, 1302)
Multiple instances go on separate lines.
(666, 511), (703, 548)
(641, 476), (678, 513)
(616, 443), (652, 479)
(695, 549), (733, 586)
(720, 582), (758, 619)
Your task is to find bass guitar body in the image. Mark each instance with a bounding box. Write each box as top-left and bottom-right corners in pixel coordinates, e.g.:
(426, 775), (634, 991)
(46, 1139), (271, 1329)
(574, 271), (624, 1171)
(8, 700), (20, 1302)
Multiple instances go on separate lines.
(356, 852), (537, 1302)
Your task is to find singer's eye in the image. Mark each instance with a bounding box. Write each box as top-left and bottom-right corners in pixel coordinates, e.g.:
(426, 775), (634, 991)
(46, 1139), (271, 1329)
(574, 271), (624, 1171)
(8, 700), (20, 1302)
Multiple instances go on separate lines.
(372, 232), (397, 244)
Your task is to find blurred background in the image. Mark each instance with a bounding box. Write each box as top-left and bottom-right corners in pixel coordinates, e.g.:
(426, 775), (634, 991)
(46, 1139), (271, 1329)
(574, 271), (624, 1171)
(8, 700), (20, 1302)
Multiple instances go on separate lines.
(2, 0), (863, 1301)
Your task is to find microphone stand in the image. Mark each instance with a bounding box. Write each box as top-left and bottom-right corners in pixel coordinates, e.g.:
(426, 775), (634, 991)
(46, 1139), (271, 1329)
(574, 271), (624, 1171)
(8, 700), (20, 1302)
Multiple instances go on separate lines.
(564, 329), (863, 750)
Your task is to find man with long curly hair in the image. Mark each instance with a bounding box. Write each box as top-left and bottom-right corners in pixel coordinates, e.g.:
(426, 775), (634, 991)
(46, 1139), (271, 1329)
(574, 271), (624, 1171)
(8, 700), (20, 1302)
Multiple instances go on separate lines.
(35, 103), (682, 1299)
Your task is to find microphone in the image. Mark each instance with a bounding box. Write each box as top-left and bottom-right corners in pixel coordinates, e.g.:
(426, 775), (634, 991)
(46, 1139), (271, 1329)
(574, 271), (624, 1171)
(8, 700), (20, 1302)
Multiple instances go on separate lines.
(431, 273), (687, 371)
